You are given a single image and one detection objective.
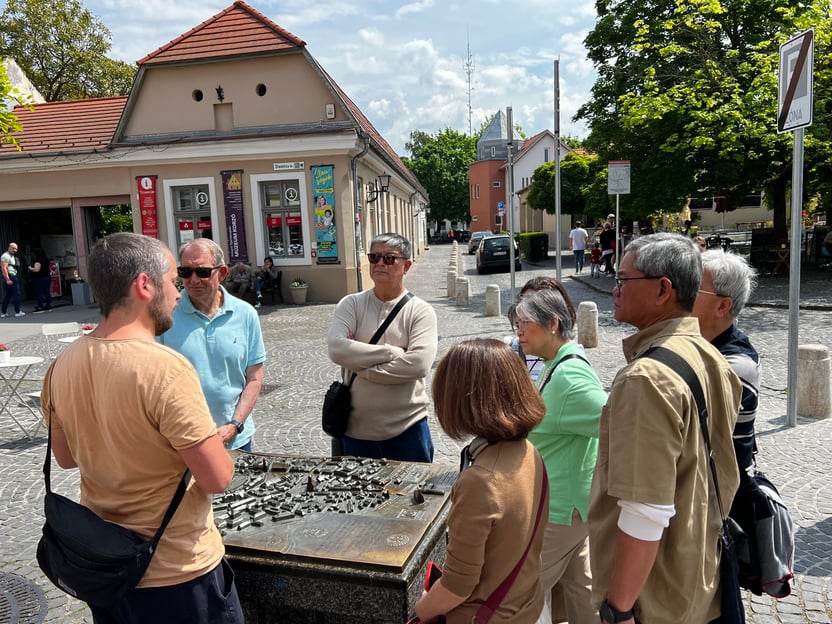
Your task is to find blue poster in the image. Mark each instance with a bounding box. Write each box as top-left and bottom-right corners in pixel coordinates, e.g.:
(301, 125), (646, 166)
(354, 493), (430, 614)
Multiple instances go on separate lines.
(311, 165), (338, 263)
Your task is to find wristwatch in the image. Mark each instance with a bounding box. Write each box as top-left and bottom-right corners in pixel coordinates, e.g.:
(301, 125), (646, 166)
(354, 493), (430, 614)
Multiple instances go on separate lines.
(599, 600), (634, 623)
(230, 420), (244, 435)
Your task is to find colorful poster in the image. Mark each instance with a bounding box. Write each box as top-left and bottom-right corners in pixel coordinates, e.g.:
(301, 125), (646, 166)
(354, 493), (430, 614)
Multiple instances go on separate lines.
(137, 176), (158, 238)
(311, 165), (338, 263)
(222, 170), (249, 263)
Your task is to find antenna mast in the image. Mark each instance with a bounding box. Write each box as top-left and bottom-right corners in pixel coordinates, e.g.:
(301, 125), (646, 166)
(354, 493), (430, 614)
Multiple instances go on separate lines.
(464, 31), (475, 136)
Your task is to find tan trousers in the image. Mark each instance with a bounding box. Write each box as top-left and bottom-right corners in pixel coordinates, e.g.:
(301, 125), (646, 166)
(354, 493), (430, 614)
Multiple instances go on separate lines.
(535, 510), (595, 624)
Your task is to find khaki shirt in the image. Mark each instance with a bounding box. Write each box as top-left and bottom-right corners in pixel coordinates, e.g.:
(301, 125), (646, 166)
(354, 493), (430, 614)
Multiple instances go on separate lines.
(589, 317), (742, 623)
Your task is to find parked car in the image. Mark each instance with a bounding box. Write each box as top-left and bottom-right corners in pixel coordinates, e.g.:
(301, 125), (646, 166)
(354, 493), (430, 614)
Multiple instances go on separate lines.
(476, 234), (522, 274)
(455, 229), (471, 243)
(468, 230), (494, 254)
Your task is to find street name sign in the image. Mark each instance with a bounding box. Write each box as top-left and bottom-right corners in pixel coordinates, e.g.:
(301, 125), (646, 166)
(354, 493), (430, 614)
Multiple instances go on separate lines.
(607, 161), (631, 195)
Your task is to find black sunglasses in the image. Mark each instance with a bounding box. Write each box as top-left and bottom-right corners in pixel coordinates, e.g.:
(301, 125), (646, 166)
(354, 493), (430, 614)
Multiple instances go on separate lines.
(177, 266), (222, 279)
(367, 253), (407, 265)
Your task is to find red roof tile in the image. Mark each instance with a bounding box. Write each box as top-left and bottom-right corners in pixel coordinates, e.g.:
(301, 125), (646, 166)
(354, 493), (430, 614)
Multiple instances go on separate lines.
(0, 96), (126, 157)
(138, 1), (305, 66)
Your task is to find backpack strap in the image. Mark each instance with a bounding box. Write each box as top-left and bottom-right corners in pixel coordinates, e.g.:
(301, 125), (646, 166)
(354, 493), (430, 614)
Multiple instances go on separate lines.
(639, 347), (729, 523)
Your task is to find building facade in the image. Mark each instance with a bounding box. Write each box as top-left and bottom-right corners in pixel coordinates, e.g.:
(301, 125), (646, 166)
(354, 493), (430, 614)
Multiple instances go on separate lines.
(0, 1), (427, 304)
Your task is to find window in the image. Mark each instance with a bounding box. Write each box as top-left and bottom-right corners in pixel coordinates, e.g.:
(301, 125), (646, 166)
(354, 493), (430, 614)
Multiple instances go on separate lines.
(490, 146), (496, 158)
(261, 180), (303, 259)
(544, 148), (550, 163)
(492, 181), (501, 188)
(163, 178), (218, 251)
(475, 184), (480, 199)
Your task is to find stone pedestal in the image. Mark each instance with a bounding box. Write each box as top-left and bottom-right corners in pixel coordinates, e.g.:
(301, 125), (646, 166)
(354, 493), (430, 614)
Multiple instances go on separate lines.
(485, 284), (501, 317)
(797, 344), (831, 419)
(219, 453), (456, 623)
(447, 270), (457, 298)
(455, 277), (469, 306)
(577, 301), (599, 348)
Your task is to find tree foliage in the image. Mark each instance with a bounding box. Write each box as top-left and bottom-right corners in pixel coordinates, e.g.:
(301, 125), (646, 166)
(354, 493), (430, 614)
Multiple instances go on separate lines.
(0, 0), (135, 101)
(527, 153), (611, 217)
(0, 62), (24, 149)
(402, 128), (478, 225)
(577, 0), (832, 239)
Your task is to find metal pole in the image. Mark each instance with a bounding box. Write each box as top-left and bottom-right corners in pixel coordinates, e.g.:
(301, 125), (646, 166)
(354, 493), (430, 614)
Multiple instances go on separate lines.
(615, 194), (620, 274)
(786, 127), (804, 427)
(507, 106), (516, 301)
(554, 59), (562, 282)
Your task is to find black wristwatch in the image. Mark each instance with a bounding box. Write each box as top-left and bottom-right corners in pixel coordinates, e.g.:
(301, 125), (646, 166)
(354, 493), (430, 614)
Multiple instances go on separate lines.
(230, 420), (244, 435)
(599, 599), (634, 623)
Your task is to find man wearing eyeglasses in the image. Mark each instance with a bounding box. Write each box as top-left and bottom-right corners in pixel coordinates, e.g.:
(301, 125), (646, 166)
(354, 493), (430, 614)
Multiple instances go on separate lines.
(589, 233), (742, 624)
(327, 233), (438, 462)
(159, 238), (265, 452)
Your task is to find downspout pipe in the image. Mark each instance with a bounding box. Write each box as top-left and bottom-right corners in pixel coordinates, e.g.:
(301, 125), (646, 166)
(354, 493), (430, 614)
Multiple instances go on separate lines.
(350, 131), (371, 292)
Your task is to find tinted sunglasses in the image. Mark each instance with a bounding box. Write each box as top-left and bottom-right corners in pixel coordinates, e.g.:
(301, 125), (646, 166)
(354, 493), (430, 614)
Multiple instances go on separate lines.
(367, 253), (407, 265)
(177, 266), (222, 279)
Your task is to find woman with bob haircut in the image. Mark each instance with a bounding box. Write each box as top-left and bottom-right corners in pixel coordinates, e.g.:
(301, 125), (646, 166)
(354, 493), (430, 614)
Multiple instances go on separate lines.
(414, 338), (548, 624)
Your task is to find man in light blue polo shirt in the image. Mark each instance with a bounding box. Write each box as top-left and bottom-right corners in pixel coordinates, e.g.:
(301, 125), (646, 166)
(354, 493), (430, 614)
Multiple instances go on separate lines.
(159, 238), (265, 451)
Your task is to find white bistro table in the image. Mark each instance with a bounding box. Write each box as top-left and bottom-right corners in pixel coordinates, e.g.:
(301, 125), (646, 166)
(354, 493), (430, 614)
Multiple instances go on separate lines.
(0, 355), (45, 439)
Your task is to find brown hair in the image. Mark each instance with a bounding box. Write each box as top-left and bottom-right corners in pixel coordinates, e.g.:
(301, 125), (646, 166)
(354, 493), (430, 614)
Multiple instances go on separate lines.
(432, 339), (545, 442)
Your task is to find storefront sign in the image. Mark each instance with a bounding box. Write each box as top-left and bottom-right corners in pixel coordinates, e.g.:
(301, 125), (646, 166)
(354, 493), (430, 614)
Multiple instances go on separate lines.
(137, 176), (158, 238)
(311, 165), (338, 263)
(222, 170), (249, 263)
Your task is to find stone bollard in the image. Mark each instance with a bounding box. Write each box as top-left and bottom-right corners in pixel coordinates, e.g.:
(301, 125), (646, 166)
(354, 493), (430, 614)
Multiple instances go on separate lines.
(485, 284), (501, 317)
(577, 301), (599, 349)
(447, 270), (457, 298)
(456, 277), (469, 306)
(797, 344), (831, 419)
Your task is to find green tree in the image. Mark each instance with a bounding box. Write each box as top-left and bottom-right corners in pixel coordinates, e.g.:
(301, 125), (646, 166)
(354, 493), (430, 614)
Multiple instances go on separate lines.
(0, 61), (24, 149)
(0, 0), (135, 101)
(402, 128), (477, 226)
(527, 153), (607, 217)
(99, 204), (133, 236)
(577, 0), (831, 238)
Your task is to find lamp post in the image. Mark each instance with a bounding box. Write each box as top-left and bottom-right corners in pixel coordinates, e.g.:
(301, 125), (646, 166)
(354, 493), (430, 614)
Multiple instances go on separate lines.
(366, 173), (391, 235)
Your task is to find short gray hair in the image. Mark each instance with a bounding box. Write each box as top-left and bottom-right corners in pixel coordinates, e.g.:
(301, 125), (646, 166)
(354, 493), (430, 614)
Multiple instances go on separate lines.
(88, 232), (170, 317)
(370, 233), (412, 259)
(624, 232), (701, 311)
(701, 248), (757, 317)
(179, 238), (225, 266)
(509, 287), (576, 340)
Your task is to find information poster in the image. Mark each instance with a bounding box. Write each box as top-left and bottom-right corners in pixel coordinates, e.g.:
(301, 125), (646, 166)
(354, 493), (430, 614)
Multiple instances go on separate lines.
(312, 165), (338, 263)
(222, 170), (249, 263)
(137, 176), (158, 238)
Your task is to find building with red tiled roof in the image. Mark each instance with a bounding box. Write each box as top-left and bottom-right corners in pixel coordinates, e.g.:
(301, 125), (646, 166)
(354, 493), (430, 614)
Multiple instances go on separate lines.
(0, 1), (427, 304)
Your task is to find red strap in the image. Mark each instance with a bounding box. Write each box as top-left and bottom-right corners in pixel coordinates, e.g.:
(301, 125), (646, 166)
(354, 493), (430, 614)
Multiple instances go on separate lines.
(473, 457), (549, 624)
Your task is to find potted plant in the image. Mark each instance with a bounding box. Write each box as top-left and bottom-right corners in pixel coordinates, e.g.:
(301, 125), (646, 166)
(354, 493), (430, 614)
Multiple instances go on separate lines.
(0, 344), (9, 364)
(289, 277), (308, 305)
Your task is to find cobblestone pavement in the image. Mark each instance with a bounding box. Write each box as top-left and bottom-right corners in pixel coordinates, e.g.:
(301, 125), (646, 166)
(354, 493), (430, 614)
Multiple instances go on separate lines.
(0, 245), (829, 623)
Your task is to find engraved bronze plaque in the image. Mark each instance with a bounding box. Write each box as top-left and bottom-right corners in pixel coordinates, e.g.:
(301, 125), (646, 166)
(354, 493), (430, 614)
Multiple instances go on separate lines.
(215, 453), (456, 570)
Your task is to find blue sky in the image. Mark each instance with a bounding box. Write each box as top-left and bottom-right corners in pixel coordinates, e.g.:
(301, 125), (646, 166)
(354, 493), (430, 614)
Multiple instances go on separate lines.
(7, 0), (600, 154)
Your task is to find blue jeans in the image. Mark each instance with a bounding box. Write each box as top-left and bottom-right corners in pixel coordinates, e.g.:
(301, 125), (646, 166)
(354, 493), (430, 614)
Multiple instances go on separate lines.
(1, 275), (20, 314)
(341, 418), (434, 463)
(91, 558), (244, 624)
(573, 250), (585, 272)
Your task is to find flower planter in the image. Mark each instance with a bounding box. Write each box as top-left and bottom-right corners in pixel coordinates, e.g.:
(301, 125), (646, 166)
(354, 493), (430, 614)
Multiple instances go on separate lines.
(289, 285), (308, 305)
(71, 282), (94, 306)
(0, 350), (9, 364)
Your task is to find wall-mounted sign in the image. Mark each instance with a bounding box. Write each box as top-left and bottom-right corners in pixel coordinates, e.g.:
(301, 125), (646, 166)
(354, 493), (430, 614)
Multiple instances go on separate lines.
(222, 170), (249, 263)
(137, 175), (158, 238)
(273, 161), (305, 171)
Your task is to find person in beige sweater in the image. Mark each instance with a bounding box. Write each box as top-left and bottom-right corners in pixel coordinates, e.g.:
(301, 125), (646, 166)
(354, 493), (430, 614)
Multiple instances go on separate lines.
(327, 233), (438, 462)
(415, 338), (548, 624)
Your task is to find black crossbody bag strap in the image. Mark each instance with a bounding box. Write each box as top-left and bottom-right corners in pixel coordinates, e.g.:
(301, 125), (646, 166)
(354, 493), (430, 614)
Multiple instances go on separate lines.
(344, 292), (413, 388)
(44, 370), (192, 552)
(537, 352), (592, 393)
(640, 347), (729, 522)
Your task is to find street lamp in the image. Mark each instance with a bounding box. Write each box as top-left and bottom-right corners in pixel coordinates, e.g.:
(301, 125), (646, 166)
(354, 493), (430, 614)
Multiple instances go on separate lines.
(366, 173), (392, 203)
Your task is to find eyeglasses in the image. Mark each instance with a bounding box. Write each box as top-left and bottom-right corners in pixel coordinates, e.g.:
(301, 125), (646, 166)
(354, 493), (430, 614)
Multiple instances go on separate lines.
(614, 276), (664, 289)
(512, 319), (535, 332)
(367, 253), (407, 265)
(177, 266), (222, 279)
(698, 288), (727, 297)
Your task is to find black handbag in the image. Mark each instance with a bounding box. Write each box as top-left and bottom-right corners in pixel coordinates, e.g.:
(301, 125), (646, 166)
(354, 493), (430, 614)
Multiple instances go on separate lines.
(641, 347), (745, 624)
(322, 293), (413, 438)
(37, 407), (191, 608)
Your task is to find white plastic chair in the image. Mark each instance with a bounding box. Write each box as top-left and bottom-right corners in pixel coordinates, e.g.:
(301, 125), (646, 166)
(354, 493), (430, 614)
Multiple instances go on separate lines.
(41, 322), (81, 360)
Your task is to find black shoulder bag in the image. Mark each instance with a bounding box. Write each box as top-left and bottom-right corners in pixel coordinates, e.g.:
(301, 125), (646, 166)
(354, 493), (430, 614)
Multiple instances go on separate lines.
(322, 292), (413, 437)
(641, 346), (746, 624)
(37, 403), (191, 609)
